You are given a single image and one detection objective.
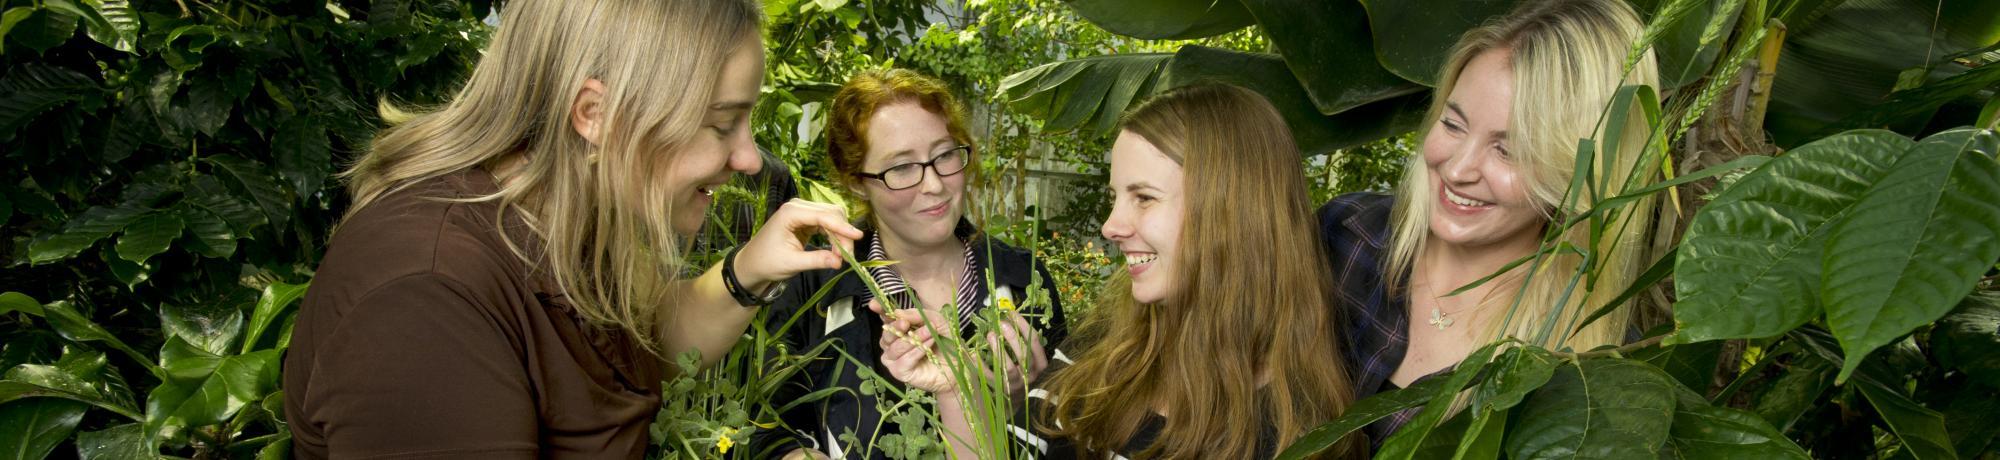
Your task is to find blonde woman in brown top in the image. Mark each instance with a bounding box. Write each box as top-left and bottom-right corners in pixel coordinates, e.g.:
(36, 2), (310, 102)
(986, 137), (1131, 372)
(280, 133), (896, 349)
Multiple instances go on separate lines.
(281, 0), (862, 458)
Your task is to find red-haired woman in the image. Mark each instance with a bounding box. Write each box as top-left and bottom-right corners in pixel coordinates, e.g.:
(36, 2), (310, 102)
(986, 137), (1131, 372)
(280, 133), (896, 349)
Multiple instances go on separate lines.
(754, 68), (1068, 459)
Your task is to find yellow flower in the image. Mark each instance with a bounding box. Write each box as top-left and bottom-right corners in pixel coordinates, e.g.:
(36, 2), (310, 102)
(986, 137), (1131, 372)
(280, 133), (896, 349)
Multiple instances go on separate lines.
(997, 296), (1017, 311)
(716, 427), (737, 454)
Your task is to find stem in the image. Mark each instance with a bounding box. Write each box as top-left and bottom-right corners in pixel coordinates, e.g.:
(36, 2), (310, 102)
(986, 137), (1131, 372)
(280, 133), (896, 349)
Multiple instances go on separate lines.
(1550, 334), (1667, 360)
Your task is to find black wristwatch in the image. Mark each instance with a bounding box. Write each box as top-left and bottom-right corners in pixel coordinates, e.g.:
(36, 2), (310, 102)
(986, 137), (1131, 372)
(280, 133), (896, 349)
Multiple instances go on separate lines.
(722, 247), (784, 307)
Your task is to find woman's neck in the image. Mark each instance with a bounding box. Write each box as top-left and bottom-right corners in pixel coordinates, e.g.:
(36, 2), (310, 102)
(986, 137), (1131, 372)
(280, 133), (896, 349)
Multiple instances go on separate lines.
(874, 223), (967, 284)
(1422, 227), (1543, 296)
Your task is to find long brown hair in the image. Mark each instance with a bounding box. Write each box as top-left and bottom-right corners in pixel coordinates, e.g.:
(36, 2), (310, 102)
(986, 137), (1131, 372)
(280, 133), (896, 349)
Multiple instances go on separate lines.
(1039, 83), (1361, 459)
(341, 0), (764, 356)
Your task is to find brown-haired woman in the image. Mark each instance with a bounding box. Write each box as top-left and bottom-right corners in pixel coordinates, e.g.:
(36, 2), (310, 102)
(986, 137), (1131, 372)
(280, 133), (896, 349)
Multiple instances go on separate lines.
(755, 68), (1067, 459)
(879, 83), (1361, 459)
(282, 0), (862, 457)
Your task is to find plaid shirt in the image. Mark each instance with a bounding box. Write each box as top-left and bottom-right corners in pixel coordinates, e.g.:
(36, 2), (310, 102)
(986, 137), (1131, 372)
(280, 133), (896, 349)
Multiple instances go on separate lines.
(1317, 192), (1425, 447)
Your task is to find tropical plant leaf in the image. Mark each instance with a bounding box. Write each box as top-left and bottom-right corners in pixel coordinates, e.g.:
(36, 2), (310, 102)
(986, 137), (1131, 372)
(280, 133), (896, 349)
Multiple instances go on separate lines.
(74, 423), (151, 460)
(8, 6), (79, 53)
(27, 204), (149, 264)
(1822, 128), (2000, 382)
(0, 350), (141, 420)
(1059, 0), (1255, 40)
(1000, 53), (1170, 136)
(1178, 45), (1432, 154)
(206, 155), (292, 231)
(1354, 0), (1517, 86)
(1813, 64), (2000, 139)
(1631, 340), (1722, 394)
(1275, 360), (1478, 460)
(143, 337), (283, 446)
(272, 115), (332, 200)
(241, 282), (308, 354)
(1661, 386), (1810, 459)
(0, 292), (42, 318)
(114, 211), (183, 265)
(1765, 0), (2000, 147)
(1932, 292), (2000, 389)
(159, 302), (245, 358)
(1672, 130), (1913, 344)
(1237, 0), (1424, 115)
(1502, 358), (1678, 459)
(0, 398), (89, 460)
(0, 62), (98, 142)
(39, 301), (149, 367)
(78, 0), (139, 53)
(1375, 343), (1502, 460)
(1473, 346), (1560, 413)
(175, 204), (237, 259)
(1855, 372), (1958, 460)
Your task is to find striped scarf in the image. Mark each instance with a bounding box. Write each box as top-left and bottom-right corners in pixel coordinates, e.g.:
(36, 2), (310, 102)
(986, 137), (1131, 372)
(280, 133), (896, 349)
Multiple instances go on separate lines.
(865, 234), (984, 335)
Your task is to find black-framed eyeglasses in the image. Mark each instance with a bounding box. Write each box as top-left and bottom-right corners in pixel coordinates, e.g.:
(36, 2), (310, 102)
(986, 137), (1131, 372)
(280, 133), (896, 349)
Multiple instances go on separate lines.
(855, 145), (972, 191)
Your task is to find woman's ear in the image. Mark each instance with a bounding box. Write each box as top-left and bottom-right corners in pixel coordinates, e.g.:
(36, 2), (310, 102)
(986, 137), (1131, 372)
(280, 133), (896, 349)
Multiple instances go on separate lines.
(571, 78), (608, 146)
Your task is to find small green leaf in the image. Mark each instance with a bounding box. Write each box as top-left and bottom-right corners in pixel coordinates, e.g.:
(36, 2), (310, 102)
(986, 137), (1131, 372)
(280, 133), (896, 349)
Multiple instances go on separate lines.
(1502, 359), (1678, 459)
(114, 211), (183, 265)
(0, 292), (42, 317)
(1855, 373), (1958, 460)
(9, 7), (78, 53)
(27, 205), (148, 264)
(0, 349), (142, 420)
(0, 398), (89, 460)
(0, 63), (98, 143)
(1473, 346), (1559, 413)
(0, 7), (36, 52)
(273, 116), (332, 200)
(1662, 386), (1810, 459)
(75, 423), (152, 460)
(159, 302), (244, 357)
(144, 338), (283, 446)
(1932, 292), (2000, 391)
(176, 205), (237, 259)
(40, 301), (149, 367)
(1375, 343), (1503, 460)
(242, 282), (308, 354)
(206, 156), (292, 230)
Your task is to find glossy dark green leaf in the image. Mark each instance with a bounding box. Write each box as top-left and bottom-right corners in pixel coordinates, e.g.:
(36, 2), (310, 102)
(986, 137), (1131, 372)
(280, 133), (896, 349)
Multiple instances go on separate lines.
(1060, 0), (1255, 40)
(186, 175), (267, 235)
(27, 205), (148, 264)
(242, 282), (307, 354)
(180, 78), (231, 137)
(1001, 53), (1169, 136)
(1855, 372), (1958, 460)
(0, 398), (88, 460)
(1672, 130), (1913, 344)
(1822, 128), (2000, 381)
(0, 63), (98, 143)
(9, 7), (78, 53)
(1354, 0), (1517, 86)
(273, 115), (332, 200)
(175, 205), (236, 259)
(74, 423), (151, 460)
(0, 8), (36, 52)
(1766, 0), (2000, 147)
(1275, 361), (1475, 460)
(113, 211), (182, 265)
(1161, 45), (1427, 154)
(1813, 63), (2000, 138)
(1936, 385), (2000, 459)
(39, 301), (149, 367)
(205, 156), (291, 230)
(0, 349), (141, 420)
(79, 0), (138, 54)
(1502, 359), (1678, 459)
(1375, 343), (1502, 460)
(1474, 346), (1559, 413)
(159, 302), (244, 357)
(1238, 0), (1424, 115)
(1661, 386), (1810, 459)
(1745, 352), (1834, 432)
(143, 338), (282, 445)
(1932, 292), (2000, 389)
(0, 292), (41, 317)
(1632, 340), (1722, 393)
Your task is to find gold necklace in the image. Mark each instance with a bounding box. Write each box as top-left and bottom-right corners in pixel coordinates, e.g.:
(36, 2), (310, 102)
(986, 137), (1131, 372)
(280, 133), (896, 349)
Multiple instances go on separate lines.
(1419, 272), (1480, 331)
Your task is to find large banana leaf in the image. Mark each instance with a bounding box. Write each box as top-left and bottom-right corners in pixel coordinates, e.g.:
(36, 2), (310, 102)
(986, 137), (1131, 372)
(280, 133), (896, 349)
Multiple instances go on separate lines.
(1765, 0), (2000, 147)
(1238, 0), (1424, 115)
(1059, 0), (1254, 40)
(1001, 46), (1425, 154)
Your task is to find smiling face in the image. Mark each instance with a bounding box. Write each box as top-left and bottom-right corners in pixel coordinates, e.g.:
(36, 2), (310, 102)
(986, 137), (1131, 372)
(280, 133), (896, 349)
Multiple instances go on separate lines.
(1101, 130), (1185, 305)
(853, 99), (969, 248)
(1421, 48), (1546, 250)
(663, 36), (766, 236)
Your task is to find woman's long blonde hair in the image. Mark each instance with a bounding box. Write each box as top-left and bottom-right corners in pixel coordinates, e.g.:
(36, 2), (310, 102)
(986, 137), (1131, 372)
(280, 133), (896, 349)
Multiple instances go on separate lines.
(1387, 0), (1662, 351)
(1040, 84), (1361, 459)
(341, 0), (763, 355)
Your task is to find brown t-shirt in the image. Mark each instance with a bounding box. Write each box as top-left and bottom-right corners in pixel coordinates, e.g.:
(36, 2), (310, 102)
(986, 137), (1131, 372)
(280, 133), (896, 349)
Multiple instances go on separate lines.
(284, 169), (663, 459)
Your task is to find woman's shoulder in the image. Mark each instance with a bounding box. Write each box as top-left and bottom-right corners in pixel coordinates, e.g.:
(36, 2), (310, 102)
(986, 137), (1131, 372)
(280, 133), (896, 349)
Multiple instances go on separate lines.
(317, 173), (528, 308)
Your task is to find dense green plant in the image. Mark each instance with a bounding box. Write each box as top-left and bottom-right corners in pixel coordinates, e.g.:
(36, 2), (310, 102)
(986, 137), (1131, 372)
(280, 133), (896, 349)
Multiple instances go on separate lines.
(0, 0), (491, 457)
(1000, 0), (2000, 458)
